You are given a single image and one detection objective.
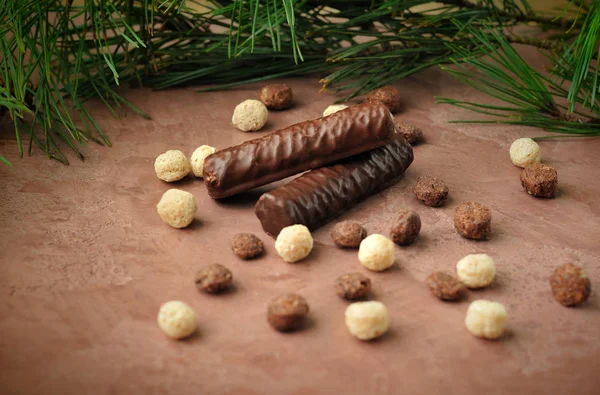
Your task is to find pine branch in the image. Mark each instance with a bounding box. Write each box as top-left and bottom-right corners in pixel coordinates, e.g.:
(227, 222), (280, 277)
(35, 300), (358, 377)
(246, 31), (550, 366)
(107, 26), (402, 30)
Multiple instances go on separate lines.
(436, 21), (600, 137)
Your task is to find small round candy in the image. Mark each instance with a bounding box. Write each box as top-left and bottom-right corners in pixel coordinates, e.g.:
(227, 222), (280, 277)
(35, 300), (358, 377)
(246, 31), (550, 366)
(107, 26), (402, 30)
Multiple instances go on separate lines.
(275, 224), (313, 263)
(157, 301), (197, 340)
(456, 254), (496, 289)
(345, 301), (389, 340)
(510, 138), (541, 168)
(260, 84), (293, 110)
(190, 145), (217, 178)
(465, 300), (508, 340)
(156, 189), (197, 228)
(232, 99), (268, 132)
(358, 234), (395, 272)
(154, 150), (191, 182)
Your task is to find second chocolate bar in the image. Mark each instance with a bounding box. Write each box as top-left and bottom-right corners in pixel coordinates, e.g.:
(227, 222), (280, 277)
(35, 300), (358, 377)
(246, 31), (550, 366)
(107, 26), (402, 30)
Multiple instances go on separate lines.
(254, 135), (414, 236)
(203, 101), (395, 199)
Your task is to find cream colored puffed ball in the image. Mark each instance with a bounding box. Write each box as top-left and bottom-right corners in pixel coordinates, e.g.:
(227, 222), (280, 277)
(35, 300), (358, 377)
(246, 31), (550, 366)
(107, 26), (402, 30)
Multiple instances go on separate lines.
(157, 300), (197, 339)
(232, 99), (268, 132)
(345, 301), (389, 340)
(509, 138), (541, 168)
(154, 150), (191, 182)
(275, 224), (313, 263)
(456, 254), (496, 288)
(156, 189), (196, 228)
(465, 300), (507, 340)
(358, 234), (395, 271)
(190, 145), (216, 178)
(323, 104), (348, 117)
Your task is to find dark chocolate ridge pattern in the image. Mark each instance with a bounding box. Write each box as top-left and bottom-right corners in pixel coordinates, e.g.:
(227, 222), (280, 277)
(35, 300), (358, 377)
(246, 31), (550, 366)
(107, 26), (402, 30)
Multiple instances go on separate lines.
(254, 135), (414, 236)
(203, 101), (396, 199)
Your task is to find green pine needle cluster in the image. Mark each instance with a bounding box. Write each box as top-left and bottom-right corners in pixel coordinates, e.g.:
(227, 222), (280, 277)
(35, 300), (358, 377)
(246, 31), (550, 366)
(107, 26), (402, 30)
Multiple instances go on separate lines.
(0, 0), (598, 166)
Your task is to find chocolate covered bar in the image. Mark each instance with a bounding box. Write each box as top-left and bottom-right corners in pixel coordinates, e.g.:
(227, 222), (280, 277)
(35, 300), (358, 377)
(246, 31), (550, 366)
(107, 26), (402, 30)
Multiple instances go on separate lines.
(254, 135), (414, 236)
(203, 101), (396, 199)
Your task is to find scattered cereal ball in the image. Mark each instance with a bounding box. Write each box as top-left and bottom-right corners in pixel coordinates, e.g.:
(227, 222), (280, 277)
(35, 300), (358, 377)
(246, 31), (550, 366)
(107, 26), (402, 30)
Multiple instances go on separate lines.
(390, 209), (421, 246)
(232, 99), (268, 132)
(195, 263), (233, 293)
(231, 233), (264, 260)
(157, 300), (197, 340)
(156, 189), (196, 228)
(345, 301), (389, 340)
(509, 138), (541, 168)
(190, 145), (217, 178)
(454, 201), (492, 240)
(275, 224), (313, 263)
(395, 120), (423, 144)
(465, 300), (507, 340)
(457, 254), (496, 289)
(323, 104), (348, 117)
(154, 150), (191, 182)
(413, 175), (449, 207)
(425, 272), (466, 301)
(267, 294), (309, 332)
(365, 85), (401, 113)
(335, 272), (372, 301)
(260, 84), (293, 110)
(549, 263), (591, 307)
(331, 221), (367, 248)
(358, 234), (395, 272)
(520, 162), (558, 198)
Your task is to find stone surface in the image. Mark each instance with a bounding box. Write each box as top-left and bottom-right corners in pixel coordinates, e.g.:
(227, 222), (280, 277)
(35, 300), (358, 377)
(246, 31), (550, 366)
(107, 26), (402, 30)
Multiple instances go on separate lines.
(1, 56), (600, 394)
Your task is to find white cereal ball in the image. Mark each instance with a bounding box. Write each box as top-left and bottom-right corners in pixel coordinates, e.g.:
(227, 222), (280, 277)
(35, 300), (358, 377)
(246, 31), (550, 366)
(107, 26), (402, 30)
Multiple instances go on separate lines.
(157, 300), (197, 340)
(465, 300), (508, 340)
(456, 253), (496, 288)
(323, 104), (348, 117)
(345, 301), (389, 340)
(232, 99), (268, 132)
(275, 224), (314, 263)
(358, 234), (395, 272)
(154, 150), (191, 182)
(509, 138), (541, 168)
(156, 189), (197, 228)
(190, 145), (217, 178)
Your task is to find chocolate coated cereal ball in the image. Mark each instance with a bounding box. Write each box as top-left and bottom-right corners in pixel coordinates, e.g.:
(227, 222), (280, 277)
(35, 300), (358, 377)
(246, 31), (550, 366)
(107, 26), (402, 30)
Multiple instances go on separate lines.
(335, 272), (372, 301)
(520, 162), (558, 198)
(365, 86), (401, 113)
(195, 263), (233, 293)
(390, 209), (421, 246)
(549, 263), (591, 307)
(413, 175), (449, 207)
(395, 120), (423, 144)
(267, 294), (309, 332)
(454, 201), (492, 240)
(425, 272), (466, 301)
(231, 233), (264, 260)
(260, 84), (293, 110)
(331, 221), (367, 248)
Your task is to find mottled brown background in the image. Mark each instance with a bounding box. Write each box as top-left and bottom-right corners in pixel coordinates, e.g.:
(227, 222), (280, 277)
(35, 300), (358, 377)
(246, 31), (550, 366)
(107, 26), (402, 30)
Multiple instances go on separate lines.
(1, 40), (599, 395)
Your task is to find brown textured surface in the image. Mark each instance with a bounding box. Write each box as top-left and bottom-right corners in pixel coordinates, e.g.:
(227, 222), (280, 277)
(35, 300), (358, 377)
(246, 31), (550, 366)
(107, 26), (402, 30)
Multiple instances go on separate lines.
(1, 61), (600, 394)
(520, 162), (559, 198)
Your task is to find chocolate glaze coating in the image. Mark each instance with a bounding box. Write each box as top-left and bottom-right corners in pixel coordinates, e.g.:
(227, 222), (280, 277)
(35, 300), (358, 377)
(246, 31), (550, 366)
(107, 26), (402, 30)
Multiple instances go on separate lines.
(254, 135), (413, 236)
(203, 101), (396, 199)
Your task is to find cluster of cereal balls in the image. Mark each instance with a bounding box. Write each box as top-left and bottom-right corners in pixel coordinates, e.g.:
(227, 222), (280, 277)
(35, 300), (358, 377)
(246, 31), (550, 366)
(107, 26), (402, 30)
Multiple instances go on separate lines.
(509, 137), (558, 198)
(154, 146), (216, 228)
